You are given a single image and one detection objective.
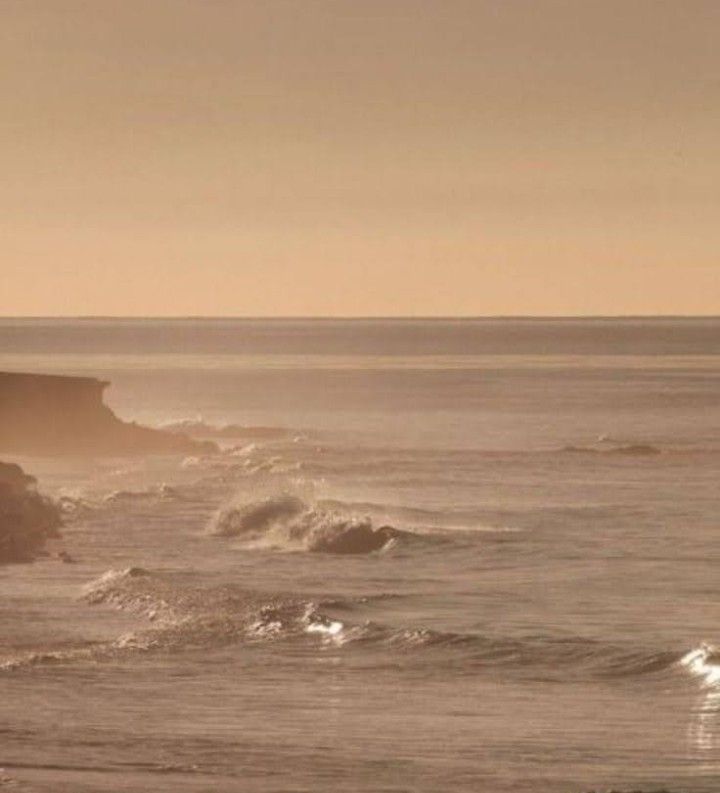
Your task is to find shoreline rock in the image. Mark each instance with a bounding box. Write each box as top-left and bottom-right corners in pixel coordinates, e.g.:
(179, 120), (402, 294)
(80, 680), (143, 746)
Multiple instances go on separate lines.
(0, 461), (62, 563)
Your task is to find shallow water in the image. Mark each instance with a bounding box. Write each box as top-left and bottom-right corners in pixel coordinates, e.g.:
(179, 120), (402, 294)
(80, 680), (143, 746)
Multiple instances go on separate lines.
(1, 317), (719, 792)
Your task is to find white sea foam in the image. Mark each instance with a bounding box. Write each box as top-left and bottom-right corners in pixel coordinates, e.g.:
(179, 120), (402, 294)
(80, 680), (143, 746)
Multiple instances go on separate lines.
(681, 644), (720, 687)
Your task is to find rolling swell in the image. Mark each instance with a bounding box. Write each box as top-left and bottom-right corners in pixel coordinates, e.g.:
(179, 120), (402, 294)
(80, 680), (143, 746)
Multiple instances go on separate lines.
(78, 569), (717, 683)
(208, 495), (414, 554)
(2, 567), (709, 689)
(2, 568), (326, 670)
(561, 443), (663, 456)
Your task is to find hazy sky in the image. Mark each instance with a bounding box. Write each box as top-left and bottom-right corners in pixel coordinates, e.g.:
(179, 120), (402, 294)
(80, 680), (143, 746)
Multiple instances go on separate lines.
(1, 0), (718, 316)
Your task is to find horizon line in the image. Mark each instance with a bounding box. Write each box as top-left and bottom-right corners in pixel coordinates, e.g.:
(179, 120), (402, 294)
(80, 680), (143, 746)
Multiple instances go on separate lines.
(1, 314), (719, 322)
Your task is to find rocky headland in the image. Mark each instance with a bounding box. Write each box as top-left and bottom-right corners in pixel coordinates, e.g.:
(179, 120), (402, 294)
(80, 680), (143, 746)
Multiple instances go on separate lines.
(0, 371), (216, 456)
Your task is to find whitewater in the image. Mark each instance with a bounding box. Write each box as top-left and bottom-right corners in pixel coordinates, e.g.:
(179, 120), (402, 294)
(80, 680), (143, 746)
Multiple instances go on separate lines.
(1, 317), (719, 793)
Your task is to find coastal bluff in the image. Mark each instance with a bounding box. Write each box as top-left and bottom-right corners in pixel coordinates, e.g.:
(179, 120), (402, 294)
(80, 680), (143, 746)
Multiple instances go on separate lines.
(0, 371), (216, 455)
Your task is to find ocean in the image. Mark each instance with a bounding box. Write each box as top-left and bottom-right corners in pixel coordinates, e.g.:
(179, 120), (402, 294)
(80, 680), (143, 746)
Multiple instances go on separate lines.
(1, 317), (719, 793)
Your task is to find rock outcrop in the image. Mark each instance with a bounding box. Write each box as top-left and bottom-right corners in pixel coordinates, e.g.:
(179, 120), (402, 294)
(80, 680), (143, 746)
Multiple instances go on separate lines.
(0, 371), (216, 455)
(0, 461), (62, 563)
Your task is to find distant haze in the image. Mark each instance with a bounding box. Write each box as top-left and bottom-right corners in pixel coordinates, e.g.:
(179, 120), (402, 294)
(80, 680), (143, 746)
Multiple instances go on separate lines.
(1, 0), (718, 316)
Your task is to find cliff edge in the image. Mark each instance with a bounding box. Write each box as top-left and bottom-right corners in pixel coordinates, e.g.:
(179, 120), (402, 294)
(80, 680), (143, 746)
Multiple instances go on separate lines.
(0, 372), (216, 455)
(0, 461), (61, 563)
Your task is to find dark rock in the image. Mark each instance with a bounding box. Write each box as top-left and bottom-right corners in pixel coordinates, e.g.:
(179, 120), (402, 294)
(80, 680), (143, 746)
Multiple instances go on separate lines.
(0, 461), (62, 563)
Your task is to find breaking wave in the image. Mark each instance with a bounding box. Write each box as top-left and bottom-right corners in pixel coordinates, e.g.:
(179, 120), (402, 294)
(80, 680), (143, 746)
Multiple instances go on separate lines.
(56, 493), (96, 518)
(160, 418), (294, 440)
(103, 484), (182, 504)
(208, 494), (412, 554)
(180, 451), (301, 478)
(104, 490), (152, 504)
(211, 494), (305, 535)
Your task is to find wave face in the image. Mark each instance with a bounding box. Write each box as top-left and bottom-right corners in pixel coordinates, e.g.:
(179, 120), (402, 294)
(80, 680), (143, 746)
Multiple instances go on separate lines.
(209, 495), (410, 554)
(210, 495), (306, 536)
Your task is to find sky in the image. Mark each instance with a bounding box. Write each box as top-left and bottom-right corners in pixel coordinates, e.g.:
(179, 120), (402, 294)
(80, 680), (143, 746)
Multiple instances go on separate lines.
(1, 0), (718, 316)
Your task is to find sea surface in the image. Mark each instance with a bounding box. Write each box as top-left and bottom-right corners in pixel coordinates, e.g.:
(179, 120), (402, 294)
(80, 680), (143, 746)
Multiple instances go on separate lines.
(1, 317), (719, 793)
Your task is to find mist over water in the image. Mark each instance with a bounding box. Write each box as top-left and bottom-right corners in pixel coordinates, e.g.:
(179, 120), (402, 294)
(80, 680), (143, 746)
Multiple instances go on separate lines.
(1, 318), (719, 793)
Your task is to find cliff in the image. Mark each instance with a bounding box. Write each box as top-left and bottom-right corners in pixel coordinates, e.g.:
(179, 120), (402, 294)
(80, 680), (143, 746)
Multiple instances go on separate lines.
(0, 372), (216, 455)
(0, 461), (61, 563)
